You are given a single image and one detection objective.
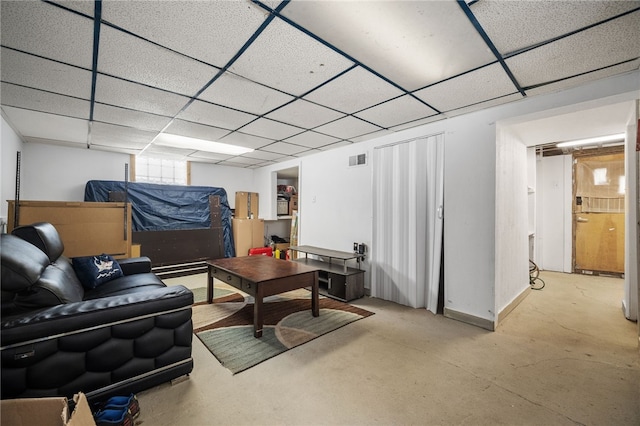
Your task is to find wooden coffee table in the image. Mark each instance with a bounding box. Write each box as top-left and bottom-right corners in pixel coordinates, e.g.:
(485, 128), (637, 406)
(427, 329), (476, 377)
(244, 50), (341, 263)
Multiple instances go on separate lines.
(207, 256), (320, 338)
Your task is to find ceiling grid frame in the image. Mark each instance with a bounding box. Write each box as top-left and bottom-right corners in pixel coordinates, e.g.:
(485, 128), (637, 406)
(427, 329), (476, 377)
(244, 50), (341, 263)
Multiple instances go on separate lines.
(0, 0), (637, 168)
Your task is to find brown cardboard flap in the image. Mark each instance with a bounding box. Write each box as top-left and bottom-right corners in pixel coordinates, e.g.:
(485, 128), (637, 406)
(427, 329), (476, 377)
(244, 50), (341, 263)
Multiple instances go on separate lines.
(0, 393), (95, 426)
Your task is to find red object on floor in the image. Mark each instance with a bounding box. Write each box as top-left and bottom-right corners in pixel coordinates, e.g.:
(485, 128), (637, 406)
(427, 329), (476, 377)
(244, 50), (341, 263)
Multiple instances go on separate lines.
(248, 247), (273, 257)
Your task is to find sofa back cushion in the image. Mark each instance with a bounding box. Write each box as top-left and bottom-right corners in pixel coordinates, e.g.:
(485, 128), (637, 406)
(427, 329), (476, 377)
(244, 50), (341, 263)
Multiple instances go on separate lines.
(13, 259), (85, 308)
(12, 222), (64, 263)
(1, 234), (49, 292)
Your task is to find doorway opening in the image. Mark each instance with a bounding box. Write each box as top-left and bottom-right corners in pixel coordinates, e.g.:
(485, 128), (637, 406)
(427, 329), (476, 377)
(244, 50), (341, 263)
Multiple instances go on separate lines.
(573, 147), (625, 277)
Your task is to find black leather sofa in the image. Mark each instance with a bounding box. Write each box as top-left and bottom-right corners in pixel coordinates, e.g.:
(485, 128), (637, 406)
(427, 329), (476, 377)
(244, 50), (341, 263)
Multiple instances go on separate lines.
(1, 222), (194, 402)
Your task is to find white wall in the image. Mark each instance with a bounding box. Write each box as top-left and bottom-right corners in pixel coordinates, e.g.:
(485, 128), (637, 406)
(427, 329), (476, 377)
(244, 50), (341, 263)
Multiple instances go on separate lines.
(3, 135), (254, 207)
(1, 115), (23, 226)
(21, 142), (131, 201)
(537, 155), (573, 272)
(3, 70), (637, 329)
(495, 128), (530, 319)
(623, 101), (639, 321)
(190, 161), (254, 209)
(255, 70), (639, 328)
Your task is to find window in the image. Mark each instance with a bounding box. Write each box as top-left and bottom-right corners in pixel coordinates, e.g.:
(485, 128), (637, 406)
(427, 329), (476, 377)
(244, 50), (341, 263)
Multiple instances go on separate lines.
(135, 156), (187, 185)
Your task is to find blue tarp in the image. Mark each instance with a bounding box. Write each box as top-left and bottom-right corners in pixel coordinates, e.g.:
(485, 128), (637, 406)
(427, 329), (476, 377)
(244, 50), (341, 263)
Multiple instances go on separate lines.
(84, 180), (235, 257)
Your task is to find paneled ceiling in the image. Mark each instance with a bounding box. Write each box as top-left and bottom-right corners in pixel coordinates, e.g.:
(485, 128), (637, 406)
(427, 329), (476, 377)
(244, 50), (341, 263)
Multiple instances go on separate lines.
(1, 0), (639, 169)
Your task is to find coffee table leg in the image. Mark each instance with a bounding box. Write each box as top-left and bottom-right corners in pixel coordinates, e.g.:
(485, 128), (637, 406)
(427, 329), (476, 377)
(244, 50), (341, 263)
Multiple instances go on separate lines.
(312, 270), (319, 317)
(254, 285), (263, 338)
(207, 265), (213, 304)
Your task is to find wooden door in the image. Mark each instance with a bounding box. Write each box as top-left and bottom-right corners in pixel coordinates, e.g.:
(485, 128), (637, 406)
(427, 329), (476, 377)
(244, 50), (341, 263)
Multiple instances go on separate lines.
(574, 151), (625, 275)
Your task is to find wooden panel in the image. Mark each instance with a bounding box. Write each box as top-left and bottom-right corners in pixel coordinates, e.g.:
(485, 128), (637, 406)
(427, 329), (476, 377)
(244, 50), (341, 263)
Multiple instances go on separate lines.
(133, 228), (223, 266)
(575, 212), (625, 273)
(7, 200), (131, 258)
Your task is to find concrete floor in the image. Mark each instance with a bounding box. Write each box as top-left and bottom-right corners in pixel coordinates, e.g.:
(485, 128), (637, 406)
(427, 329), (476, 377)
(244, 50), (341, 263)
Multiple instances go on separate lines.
(137, 271), (639, 425)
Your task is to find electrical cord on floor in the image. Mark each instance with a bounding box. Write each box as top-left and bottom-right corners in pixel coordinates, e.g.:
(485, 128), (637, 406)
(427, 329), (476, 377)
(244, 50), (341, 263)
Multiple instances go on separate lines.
(529, 259), (545, 290)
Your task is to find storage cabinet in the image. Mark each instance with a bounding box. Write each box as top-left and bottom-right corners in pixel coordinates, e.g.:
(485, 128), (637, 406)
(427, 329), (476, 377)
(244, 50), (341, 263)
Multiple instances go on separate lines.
(324, 270), (364, 301)
(289, 245), (365, 302)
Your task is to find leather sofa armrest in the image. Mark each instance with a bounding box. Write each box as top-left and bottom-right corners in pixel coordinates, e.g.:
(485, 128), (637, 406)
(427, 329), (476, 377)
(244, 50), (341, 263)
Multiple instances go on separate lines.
(118, 257), (152, 275)
(1, 285), (193, 347)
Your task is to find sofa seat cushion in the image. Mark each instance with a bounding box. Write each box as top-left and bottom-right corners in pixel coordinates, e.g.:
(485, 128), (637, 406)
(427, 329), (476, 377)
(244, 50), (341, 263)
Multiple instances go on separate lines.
(83, 273), (166, 300)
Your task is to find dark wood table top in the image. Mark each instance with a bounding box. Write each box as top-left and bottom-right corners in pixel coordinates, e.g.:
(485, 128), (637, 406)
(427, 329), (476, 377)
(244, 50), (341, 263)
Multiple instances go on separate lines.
(208, 256), (319, 283)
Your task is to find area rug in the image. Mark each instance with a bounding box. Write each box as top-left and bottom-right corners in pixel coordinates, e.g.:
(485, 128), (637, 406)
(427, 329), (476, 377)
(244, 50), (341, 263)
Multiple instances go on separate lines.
(191, 287), (374, 374)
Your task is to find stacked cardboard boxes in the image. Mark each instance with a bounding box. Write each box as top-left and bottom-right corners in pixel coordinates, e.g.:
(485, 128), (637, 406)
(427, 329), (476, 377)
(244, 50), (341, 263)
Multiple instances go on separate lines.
(232, 218), (264, 257)
(235, 192), (259, 219)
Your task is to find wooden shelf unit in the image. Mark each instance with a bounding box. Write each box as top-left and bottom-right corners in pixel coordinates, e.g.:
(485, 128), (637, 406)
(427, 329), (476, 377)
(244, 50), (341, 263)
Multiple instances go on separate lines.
(289, 245), (365, 302)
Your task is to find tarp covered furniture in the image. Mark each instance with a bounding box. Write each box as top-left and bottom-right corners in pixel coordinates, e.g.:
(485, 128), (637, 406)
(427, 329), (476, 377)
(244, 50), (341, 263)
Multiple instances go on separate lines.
(84, 181), (235, 268)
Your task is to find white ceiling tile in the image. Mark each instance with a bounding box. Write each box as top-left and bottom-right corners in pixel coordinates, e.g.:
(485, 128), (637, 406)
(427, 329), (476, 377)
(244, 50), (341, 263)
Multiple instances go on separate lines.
(318, 141), (352, 151)
(1, 1), (94, 68)
(51, 1), (95, 17)
(241, 150), (287, 162)
(294, 149), (322, 157)
(144, 144), (195, 158)
(101, 0), (266, 67)
(217, 159), (253, 167)
(389, 115), (446, 132)
(261, 142), (308, 155)
(177, 100), (256, 130)
(90, 122), (157, 148)
(229, 17), (354, 96)
(93, 104), (172, 132)
(354, 95), (438, 128)
(1, 83), (90, 119)
(95, 74), (190, 117)
(526, 60), (640, 97)
(506, 12), (640, 88)
(350, 129), (395, 143)
(472, 0), (640, 55)
(23, 136), (86, 149)
(239, 118), (304, 141)
(187, 151), (234, 162)
(283, 131), (340, 149)
(266, 99), (345, 128)
(2, 106), (88, 143)
(98, 25), (219, 96)
(218, 132), (273, 150)
(163, 119), (230, 142)
(314, 116), (382, 140)
(444, 93), (523, 118)
(1, 48), (92, 99)
(281, 0), (495, 90)
(198, 73), (294, 115)
(221, 156), (263, 166)
(89, 144), (140, 155)
(304, 66), (404, 114)
(245, 162), (271, 169)
(414, 63), (518, 112)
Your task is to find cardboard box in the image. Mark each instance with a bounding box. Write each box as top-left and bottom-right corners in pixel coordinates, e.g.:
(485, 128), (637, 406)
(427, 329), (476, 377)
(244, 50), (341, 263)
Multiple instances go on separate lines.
(235, 192), (259, 219)
(1, 393), (96, 426)
(288, 195), (298, 216)
(232, 218), (264, 256)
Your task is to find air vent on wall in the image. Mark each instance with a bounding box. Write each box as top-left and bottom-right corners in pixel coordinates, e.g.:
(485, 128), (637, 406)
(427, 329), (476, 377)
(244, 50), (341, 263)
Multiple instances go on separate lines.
(349, 153), (367, 167)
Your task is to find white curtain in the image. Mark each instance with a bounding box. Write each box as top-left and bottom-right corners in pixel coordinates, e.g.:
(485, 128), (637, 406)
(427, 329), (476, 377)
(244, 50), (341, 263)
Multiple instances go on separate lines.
(371, 133), (444, 312)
